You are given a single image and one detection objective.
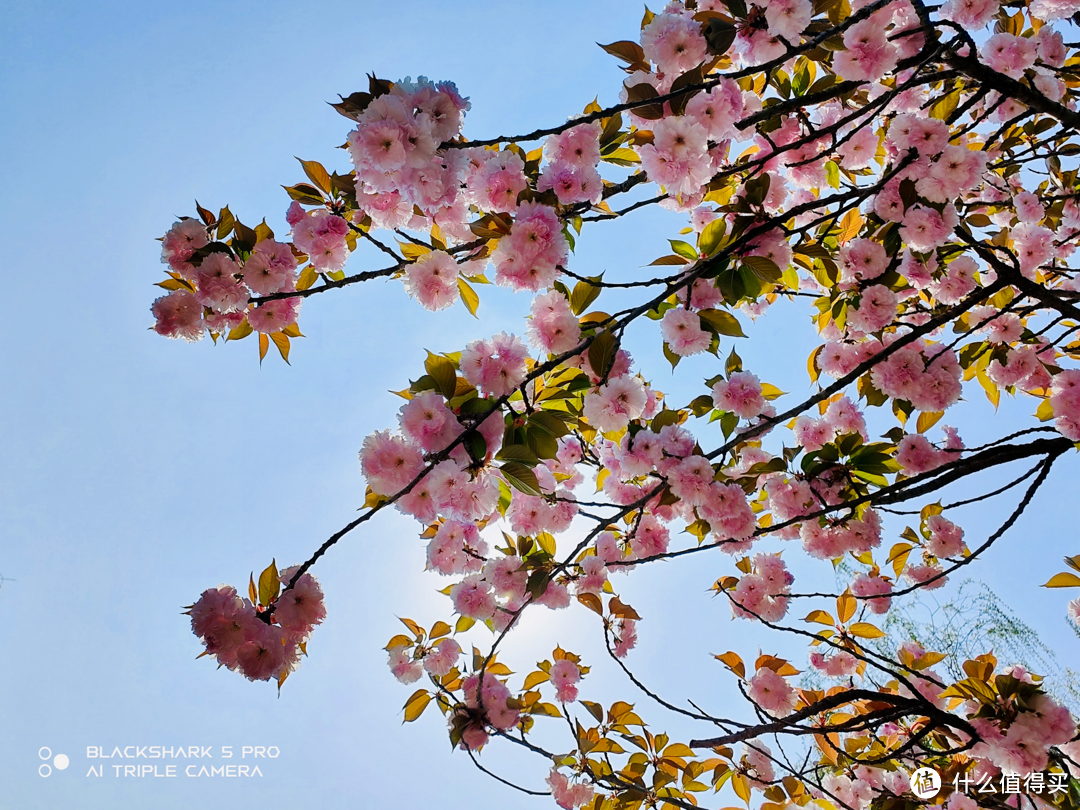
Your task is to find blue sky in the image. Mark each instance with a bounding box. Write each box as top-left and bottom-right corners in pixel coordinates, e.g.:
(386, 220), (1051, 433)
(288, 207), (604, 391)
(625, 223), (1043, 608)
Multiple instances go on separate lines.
(1, 2), (1077, 808)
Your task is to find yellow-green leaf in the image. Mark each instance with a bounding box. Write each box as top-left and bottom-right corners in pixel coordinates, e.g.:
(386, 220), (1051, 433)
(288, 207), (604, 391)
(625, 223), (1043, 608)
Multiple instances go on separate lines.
(523, 670), (550, 690)
(425, 352), (458, 400)
(1042, 572), (1080, 588)
(848, 622), (886, 639)
(732, 772), (751, 805)
(836, 589), (856, 624)
(403, 689), (431, 722)
(699, 308), (746, 338)
(804, 609), (834, 626)
(455, 615), (475, 633)
(577, 593), (604, 616)
(601, 147), (641, 166)
(698, 218), (727, 257)
(916, 411), (943, 433)
(269, 332), (290, 364)
(227, 318), (253, 342)
(1036, 398), (1055, 422)
(837, 209), (863, 244)
(664, 743), (697, 758)
(458, 278), (480, 317)
(399, 242), (431, 261)
(297, 158), (332, 195)
(257, 559), (280, 605)
(296, 265), (318, 292)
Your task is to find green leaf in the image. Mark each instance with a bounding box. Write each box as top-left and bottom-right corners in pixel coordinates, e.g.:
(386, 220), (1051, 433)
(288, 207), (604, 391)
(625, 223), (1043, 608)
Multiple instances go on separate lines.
(424, 352), (458, 400)
(698, 308), (746, 338)
(703, 18), (737, 56)
(570, 277), (603, 315)
(295, 265), (318, 292)
(740, 255), (781, 283)
(227, 318), (253, 342)
(529, 411), (571, 438)
(500, 462), (541, 496)
(725, 347), (743, 375)
(697, 218), (727, 257)
(663, 341), (681, 369)
(216, 206), (236, 240)
(465, 431), (487, 463)
(526, 570), (551, 600)
(282, 183), (325, 205)
(588, 330), (619, 379)
(496, 444), (540, 466)
(669, 240), (699, 261)
(650, 254), (690, 266)
(825, 160), (840, 189)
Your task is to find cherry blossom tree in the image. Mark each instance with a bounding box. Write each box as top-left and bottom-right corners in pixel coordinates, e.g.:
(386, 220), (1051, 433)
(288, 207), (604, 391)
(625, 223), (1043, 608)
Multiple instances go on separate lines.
(159, 1), (1080, 808)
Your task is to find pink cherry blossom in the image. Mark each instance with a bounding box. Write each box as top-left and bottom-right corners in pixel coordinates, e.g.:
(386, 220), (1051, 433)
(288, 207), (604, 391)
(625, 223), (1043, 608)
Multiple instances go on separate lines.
(460, 332), (528, 397)
(583, 375), (648, 433)
(638, 116), (714, 198)
(895, 434), (949, 474)
(359, 429), (425, 496)
(810, 650), (858, 678)
(765, 0), (812, 41)
(851, 572), (893, 613)
(550, 658), (581, 703)
(837, 126), (880, 170)
(925, 514), (965, 558)
(660, 307), (712, 356)
(388, 644), (424, 684)
(747, 667), (798, 716)
(981, 33), (1038, 79)
(940, 0), (998, 26)
(248, 298), (300, 334)
(450, 574), (497, 620)
(613, 618), (638, 658)
(685, 80), (745, 142)
(492, 201), (568, 292)
(151, 290), (205, 342)
(712, 371), (766, 419)
(547, 768), (595, 809)
(244, 239), (297, 296)
(161, 218), (209, 276)
(640, 12), (708, 75)
(236, 621), (287, 682)
(404, 250), (460, 311)
(545, 123), (602, 169)
(838, 238), (888, 284)
(273, 568), (326, 634)
(833, 20), (898, 83)
(423, 638), (461, 677)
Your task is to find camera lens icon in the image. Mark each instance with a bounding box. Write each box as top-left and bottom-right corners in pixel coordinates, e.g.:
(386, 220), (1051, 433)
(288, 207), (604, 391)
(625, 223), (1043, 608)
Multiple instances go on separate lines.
(38, 747), (69, 778)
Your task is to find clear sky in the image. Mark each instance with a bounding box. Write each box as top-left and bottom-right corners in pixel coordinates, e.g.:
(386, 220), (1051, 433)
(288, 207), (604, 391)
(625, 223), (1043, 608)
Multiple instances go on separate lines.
(2, 2), (1077, 809)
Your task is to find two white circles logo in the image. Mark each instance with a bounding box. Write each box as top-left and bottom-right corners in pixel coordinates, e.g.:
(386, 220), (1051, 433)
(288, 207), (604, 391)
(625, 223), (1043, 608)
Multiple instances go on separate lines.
(38, 747), (69, 778)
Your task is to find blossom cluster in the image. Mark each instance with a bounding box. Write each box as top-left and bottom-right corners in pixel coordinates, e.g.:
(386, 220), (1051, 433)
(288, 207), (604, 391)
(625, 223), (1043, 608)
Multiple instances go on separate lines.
(187, 567), (325, 684)
(168, 0), (1080, 806)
